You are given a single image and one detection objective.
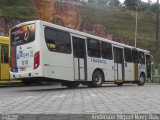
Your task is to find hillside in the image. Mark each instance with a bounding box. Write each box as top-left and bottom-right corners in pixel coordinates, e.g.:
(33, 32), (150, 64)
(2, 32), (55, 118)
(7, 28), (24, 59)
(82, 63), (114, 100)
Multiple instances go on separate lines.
(0, 0), (158, 56)
(81, 4), (157, 55)
(0, 0), (35, 19)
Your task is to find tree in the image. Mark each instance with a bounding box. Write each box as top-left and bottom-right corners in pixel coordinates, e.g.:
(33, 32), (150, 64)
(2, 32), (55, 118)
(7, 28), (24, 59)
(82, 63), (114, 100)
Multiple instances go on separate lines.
(147, 0), (152, 5)
(124, 0), (141, 10)
(98, 0), (109, 5)
(0, 0), (14, 6)
(109, 0), (120, 7)
(150, 3), (158, 13)
(139, 1), (149, 11)
(0, 0), (15, 16)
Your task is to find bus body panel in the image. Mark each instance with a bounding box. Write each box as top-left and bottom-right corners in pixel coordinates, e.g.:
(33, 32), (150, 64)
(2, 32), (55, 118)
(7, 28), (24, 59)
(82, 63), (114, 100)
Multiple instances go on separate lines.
(103, 60), (114, 81)
(10, 21), (43, 79)
(41, 25), (74, 81)
(13, 43), (34, 72)
(42, 53), (74, 81)
(124, 63), (134, 81)
(138, 64), (146, 79)
(87, 57), (114, 81)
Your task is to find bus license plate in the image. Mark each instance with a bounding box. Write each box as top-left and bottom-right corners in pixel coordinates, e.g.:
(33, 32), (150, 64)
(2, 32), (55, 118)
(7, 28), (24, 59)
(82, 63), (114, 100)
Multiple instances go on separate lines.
(20, 68), (26, 71)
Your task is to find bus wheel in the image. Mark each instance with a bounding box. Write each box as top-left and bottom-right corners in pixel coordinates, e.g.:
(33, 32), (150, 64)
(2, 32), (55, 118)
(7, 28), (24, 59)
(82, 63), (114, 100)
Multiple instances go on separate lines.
(138, 74), (145, 86)
(90, 70), (103, 87)
(66, 82), (79, 88)
(116, 82), (123, 86)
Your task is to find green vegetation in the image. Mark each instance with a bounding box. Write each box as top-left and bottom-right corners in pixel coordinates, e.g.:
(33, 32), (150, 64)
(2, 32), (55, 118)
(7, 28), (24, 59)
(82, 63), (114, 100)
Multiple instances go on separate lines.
(0, 0), (158, 57)
(0, 0), (35, 19)
(81, 3), (157, 56)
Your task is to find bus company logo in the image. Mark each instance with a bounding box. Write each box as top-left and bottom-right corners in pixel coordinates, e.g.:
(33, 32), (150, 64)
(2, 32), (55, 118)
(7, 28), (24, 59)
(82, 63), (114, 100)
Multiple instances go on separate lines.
(17, 51), (30, 59)
(91, 58), (107, 64)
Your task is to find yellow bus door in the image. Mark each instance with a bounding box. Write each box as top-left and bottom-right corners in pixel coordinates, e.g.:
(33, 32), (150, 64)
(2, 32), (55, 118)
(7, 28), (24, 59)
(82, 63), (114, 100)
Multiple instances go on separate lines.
(0, 44), (9, 80)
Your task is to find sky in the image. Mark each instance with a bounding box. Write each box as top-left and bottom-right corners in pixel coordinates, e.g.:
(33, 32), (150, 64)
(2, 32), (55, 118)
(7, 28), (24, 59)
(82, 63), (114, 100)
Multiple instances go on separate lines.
(119, 0), (157, 3)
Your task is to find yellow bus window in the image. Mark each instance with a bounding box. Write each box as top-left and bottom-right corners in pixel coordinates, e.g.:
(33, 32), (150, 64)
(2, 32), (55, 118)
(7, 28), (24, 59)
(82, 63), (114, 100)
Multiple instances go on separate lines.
(1, 45), (9, 63)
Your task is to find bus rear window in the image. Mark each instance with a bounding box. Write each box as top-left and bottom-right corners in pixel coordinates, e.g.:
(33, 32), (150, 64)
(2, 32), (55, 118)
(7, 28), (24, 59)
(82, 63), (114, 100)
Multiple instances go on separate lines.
(11, 24), (35, 46)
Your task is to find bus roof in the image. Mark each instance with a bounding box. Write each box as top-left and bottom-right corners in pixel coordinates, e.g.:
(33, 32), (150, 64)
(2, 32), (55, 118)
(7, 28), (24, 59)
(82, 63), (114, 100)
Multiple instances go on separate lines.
(0, 36), (9, 44)
(13, 20), (150, 54)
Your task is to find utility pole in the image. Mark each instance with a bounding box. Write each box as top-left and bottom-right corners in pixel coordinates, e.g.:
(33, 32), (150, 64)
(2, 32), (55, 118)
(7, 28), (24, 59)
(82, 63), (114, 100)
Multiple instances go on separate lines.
(135, 7), (138, 48)
(134, 0), (139, 48)
(155, 0), (159, 82)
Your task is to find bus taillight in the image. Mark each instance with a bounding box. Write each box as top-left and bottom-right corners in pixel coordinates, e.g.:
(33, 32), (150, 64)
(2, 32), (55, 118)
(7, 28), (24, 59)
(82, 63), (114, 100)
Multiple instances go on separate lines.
(34, 51), (40, 70)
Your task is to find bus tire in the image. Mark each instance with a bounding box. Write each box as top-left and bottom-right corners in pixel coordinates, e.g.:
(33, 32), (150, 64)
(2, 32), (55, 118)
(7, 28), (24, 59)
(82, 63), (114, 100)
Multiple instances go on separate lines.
(137, 74), (145, 86)
(90, 70), (104, 87)
(66, 82), (79, 88)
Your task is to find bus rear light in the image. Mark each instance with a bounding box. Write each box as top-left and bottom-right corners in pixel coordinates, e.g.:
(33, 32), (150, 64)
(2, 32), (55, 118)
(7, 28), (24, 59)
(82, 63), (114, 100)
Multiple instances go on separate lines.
(34, 51), (40, 70)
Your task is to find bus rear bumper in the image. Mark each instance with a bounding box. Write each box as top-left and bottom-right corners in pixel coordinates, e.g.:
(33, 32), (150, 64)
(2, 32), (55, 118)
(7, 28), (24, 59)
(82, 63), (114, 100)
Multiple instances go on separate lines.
(10, 68), (43, 80)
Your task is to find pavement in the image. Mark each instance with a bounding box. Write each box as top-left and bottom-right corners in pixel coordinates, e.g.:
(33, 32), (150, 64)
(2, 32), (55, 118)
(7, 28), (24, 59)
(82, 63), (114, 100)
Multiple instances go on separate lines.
(0, 83), (160, 114)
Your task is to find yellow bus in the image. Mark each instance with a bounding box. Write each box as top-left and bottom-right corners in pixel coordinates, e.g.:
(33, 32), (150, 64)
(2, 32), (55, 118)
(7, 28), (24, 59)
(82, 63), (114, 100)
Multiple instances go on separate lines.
(0, 36), (10, 81)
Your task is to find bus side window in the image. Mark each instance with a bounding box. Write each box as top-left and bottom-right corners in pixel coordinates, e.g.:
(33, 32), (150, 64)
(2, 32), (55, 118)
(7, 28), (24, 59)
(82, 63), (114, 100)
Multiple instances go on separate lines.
(44, 27), (71, 54)
(1, 45), (9, 63)
(101, 41), (113, 60)
(87, 38), (101, 58)
(57, 31), (71, 54)
(146, 55), (151, 67)
(139, 52), (145, 64)
(124, 48), (132, 62)
(132, 50), (139, 63)
(44, 27), (57, 51)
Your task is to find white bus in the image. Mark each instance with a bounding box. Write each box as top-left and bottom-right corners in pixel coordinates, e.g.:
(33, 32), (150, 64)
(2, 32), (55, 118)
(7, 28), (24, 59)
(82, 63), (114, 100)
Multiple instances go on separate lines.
(10, 20), (152, 87)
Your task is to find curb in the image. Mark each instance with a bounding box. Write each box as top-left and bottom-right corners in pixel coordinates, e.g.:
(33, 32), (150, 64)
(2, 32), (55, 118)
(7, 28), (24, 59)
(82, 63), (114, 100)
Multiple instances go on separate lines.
(0, 81), (22, 87)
